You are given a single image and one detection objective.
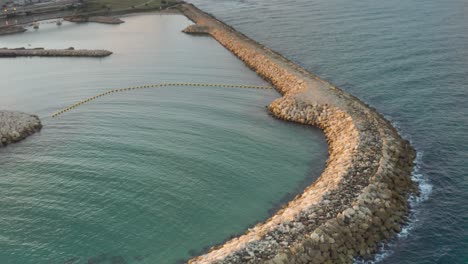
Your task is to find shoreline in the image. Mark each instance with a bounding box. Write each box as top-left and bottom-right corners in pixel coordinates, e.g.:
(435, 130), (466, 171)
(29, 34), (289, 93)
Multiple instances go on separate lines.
(0, 5), (181, 32)
(179, 3), (417, 263)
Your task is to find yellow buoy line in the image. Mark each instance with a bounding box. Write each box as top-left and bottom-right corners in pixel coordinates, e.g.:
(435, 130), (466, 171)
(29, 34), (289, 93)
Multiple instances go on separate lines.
(51, 83), (273, 118)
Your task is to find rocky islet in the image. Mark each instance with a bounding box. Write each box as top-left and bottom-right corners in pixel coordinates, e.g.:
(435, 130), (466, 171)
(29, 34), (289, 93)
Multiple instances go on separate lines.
(0, 111), (42, 147)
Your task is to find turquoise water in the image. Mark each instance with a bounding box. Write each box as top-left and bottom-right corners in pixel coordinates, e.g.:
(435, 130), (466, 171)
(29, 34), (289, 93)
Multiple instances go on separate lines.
(0, 15), (328, 263)
(188, 0), (468, 263)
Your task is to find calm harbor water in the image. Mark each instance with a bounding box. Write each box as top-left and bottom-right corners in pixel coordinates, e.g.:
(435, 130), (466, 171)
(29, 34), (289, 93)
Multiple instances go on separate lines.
(0, 15), (328, 263)
(187, 0), (467, 263)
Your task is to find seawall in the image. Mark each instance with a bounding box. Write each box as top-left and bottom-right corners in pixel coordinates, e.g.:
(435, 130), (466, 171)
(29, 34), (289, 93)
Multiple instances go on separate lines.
(180, 3), (416, 264)
(64, 16), (124, 24)
(0, 48), (112, 57)
(0, 111), (42, 147)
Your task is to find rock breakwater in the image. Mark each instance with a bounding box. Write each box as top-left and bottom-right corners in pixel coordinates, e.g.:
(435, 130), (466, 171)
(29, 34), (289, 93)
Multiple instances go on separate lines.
(65, 16), (124, 24)
(182, 24), (210, 35)
(0, 26), (27, 36)
(0, 48), (112, 58)
(0, 111), (42, 147)
(180, 3), (417, 264)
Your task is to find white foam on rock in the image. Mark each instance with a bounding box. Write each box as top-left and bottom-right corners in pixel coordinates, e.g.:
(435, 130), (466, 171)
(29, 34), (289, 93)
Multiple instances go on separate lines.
(354, 151), (432, 264)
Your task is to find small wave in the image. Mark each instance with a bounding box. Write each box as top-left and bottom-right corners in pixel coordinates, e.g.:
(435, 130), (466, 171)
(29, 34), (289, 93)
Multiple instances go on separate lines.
(354, 149), (432, 264)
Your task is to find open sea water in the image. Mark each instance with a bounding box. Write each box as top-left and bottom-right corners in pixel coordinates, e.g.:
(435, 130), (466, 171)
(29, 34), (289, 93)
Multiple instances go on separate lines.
(187, 0), (468, 263)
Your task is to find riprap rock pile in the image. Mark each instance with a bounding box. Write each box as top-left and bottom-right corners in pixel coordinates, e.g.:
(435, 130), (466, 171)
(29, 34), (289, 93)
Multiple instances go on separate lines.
(0, 111), (42, 147)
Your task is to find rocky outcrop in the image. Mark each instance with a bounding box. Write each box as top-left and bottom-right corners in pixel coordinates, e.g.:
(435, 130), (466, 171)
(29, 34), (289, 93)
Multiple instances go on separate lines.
(180, 3), (416, 264)
(182, 25), (210, 35)
(0, 111), (42, 147)
(64, 16), (124, 24)
(0, 48), (112, 57)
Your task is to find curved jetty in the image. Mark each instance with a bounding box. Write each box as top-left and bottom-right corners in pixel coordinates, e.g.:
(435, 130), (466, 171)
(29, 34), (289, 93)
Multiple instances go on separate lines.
(0, 111), (42, 147)
(181, 3), (416, 264)
(0, 48), (112, 58)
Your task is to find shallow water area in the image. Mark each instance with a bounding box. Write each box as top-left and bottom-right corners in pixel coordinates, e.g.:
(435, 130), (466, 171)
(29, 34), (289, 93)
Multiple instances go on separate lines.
(0, 14), (327, 263)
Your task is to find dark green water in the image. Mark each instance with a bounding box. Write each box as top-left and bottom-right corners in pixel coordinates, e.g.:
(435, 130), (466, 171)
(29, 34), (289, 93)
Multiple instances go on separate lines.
(0, 15), (328, 263)
(188, 0), (468, 263)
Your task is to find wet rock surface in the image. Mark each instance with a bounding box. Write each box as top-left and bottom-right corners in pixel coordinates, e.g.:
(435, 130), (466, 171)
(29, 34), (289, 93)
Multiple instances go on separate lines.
(181, 3), (417, 264)
(0, 111), (42, 147)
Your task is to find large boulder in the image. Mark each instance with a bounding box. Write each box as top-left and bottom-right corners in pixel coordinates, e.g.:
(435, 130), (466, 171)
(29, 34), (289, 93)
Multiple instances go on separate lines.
(0, 111), (42, 147)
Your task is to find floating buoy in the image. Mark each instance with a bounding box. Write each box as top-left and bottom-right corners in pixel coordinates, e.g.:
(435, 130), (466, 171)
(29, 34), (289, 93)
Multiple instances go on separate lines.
(51, 82), (273, 118)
